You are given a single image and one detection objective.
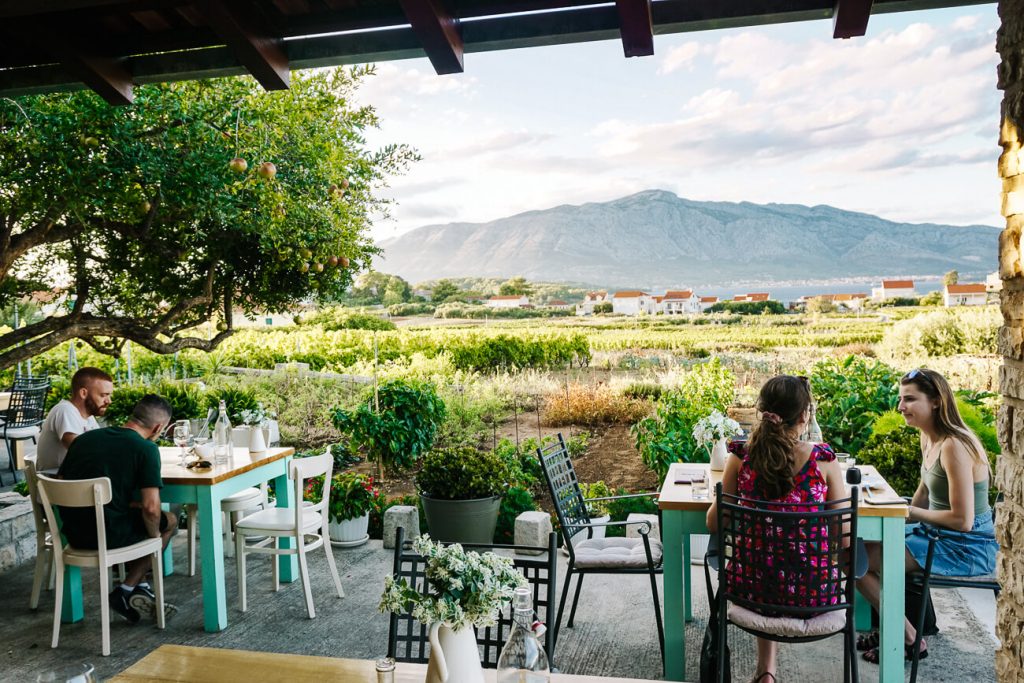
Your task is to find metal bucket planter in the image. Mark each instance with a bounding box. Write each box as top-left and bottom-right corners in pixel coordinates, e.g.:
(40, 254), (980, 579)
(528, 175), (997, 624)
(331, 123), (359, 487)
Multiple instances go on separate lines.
(420, 495), (502, 544)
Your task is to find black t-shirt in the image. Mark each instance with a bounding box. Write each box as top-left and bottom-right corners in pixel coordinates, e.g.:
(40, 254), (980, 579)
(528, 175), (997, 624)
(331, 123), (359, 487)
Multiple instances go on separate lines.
(57, 427), (163, 549)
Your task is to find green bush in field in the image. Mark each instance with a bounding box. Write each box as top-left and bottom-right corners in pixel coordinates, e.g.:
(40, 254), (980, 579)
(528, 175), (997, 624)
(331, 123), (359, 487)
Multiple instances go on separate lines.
(632, 358), (736, 478)
(387, 302), (435, 316)
(707, 301), (786, 315)
(811, 355), (900, 454)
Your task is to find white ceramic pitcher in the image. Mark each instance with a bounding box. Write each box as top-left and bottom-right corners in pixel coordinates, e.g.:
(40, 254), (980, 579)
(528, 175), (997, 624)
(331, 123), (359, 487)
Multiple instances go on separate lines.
(425, 622), (484, 683)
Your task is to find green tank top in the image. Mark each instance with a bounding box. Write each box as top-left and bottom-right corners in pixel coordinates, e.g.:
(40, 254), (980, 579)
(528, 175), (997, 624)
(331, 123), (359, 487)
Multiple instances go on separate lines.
(921, 453), (991, 517)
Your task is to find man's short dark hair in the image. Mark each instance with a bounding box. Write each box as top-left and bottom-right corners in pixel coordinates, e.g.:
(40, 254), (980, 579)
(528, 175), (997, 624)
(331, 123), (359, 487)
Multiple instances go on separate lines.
(130, 395), (173, 429)
(71, 367), (113, 393)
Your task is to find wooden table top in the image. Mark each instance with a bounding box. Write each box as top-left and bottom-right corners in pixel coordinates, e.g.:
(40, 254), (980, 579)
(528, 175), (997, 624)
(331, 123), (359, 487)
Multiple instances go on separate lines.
(111, 645), (653, 682)
(658, 462), (906, 517)
(158, 446), (294, 486)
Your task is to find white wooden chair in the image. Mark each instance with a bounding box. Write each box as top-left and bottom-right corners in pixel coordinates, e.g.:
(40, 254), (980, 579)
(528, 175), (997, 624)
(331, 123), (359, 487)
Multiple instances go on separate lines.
(234, 453), (343, 618)
(186, 484), (271, 575)
(23, 454), (54, 609)
(36, 474), (166, 656)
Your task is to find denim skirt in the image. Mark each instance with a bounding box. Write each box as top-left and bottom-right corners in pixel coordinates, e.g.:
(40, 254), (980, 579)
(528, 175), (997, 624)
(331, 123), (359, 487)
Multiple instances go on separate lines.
(905, 513), (998, 577)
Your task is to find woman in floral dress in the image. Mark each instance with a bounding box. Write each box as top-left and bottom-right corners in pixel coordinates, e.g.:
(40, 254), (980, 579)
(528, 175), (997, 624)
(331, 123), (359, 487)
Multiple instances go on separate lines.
(706, 375), (848, 683)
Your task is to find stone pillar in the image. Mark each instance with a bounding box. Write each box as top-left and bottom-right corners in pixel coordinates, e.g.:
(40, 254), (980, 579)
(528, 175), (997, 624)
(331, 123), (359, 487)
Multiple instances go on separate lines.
(996, 3), (1024, 680)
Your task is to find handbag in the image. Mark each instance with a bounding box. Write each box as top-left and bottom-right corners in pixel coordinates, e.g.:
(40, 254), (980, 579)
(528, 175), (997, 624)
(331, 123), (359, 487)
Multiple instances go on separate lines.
(699, 550), (732, 683)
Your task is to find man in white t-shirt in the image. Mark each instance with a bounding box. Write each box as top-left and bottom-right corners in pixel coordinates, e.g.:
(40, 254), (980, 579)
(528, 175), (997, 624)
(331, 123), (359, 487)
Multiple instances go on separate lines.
(35, 367), (114, 471)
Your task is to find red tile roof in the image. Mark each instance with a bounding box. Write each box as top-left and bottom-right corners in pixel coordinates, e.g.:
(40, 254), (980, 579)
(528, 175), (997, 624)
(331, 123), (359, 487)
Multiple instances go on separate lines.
(882, 279), (914, 289)
(663, 290), (694, 300)
(700, 296), (718, 303)
(614, 290), (647, 298)
(945, 283), (986, 294)
(746, 293), (770, 302)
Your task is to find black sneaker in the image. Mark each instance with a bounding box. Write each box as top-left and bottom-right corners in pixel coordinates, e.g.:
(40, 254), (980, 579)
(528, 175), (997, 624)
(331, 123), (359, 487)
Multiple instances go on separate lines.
(109, 589), (141, 624)
(128, 584), (178, 621)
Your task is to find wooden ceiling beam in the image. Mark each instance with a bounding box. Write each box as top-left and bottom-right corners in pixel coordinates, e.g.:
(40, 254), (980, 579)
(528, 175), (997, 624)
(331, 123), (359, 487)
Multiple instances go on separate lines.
(398, 0), (463, 75)
(833, 0), (874, 39)
(615, 0), (653, 57)
(204, 0), (289, 90)
(58, 50), (134, 105)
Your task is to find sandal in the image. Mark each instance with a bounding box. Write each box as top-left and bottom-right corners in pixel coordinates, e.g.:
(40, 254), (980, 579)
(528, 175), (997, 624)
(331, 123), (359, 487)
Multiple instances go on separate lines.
(856, 630), (879, 651)
(751, 674), (777, 683)
(861, 641), (928, 664)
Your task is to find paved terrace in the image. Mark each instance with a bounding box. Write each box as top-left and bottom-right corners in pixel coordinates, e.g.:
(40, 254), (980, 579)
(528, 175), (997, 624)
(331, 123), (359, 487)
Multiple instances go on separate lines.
(0, 533), (998, 682)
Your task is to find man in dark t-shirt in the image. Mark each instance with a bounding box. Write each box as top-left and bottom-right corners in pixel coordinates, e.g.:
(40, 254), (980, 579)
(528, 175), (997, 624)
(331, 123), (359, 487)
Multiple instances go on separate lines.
(58, 394), (178, 623)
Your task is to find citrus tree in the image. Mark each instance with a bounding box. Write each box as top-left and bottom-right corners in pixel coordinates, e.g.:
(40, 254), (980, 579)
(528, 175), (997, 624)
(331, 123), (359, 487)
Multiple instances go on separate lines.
(0, 67), (416, 369)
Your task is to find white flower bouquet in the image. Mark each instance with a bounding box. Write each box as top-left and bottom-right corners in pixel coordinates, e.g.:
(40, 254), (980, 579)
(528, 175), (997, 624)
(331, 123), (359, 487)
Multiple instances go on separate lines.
(379, 535), (527, 631)
(692, 410), (742, 456)
(238, 402), (275, 427)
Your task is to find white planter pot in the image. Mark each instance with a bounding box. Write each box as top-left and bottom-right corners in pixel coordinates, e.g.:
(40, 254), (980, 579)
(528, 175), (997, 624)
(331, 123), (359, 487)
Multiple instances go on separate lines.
(709, 438), (729, 471)
(328, 512), (370, 547)
(690, 533), (710, 565)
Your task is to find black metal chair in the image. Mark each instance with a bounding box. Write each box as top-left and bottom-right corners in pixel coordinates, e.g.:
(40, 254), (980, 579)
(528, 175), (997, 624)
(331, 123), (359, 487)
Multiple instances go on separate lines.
(387, 526), (559, 668)
(908, 501), (1001, 683)
(536, 433), (664, 665)
(713, 482), (861, 683)
(1, 382), (49, 484)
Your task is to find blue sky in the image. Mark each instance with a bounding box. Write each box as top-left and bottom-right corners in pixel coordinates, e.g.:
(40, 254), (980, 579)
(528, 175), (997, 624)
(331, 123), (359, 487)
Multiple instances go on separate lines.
(357, 5), (1002, 240)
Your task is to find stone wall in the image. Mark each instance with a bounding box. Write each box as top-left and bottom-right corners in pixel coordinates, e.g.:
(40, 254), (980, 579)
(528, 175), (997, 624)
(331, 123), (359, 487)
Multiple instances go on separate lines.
(0, 492), (37, 573)
(996, 2), (1024, 681)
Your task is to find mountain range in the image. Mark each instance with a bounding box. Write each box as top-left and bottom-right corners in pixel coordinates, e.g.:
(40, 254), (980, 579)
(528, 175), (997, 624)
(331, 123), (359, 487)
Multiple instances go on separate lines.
(374, 190), (999, 289)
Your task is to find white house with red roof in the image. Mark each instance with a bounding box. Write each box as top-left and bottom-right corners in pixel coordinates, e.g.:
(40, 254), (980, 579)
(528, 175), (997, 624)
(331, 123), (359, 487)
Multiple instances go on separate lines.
(486, 295), (529, 309)
(943, 283), (988, 307)
(872, 279), (916, 301)
(699, 296), (719, 313)
(577, 291), (608, 315)
(659, 290), (701, 315)
(612, 290), (652, 315)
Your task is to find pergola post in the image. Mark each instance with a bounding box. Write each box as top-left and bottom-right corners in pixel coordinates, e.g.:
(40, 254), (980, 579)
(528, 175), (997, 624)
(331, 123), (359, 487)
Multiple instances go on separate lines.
(995, 1), (1024, 681)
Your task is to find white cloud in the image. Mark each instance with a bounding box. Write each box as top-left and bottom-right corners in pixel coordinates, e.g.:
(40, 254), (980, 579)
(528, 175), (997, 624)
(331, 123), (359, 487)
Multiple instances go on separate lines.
(658, 42), (701, 75)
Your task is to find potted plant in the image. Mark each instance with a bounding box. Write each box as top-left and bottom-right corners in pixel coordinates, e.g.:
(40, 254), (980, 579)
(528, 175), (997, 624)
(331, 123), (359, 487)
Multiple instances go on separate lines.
(416, 446), (509, 544)
(692, 410), (742, 471)
(237, 403), (275, 452)
(379, 535), (526, 681)
(329, 472), (379, 546)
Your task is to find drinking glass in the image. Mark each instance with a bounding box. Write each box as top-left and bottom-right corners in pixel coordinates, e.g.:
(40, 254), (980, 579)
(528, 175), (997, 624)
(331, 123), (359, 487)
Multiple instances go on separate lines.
(36, 663), (96, 683)
(836, 453), (851, 470)
(691, 480), (710, 501)
(173, 420), (191, 466)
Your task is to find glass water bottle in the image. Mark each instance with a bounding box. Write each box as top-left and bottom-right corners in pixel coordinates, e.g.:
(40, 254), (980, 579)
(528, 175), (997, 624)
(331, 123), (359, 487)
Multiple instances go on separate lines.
(496, 587), (550, 683)
(213, 399), (232, 465)
(805, 401), (823, 443)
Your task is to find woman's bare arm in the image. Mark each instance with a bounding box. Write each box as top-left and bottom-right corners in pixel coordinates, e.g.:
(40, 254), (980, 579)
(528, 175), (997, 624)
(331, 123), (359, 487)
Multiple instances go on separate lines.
(909, 440), (975, 532)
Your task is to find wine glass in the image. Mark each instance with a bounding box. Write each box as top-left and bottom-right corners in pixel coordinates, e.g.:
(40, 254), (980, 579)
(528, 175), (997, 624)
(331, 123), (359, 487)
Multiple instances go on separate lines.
(173, 420), (191, 466)
(36, 663), (96, 682)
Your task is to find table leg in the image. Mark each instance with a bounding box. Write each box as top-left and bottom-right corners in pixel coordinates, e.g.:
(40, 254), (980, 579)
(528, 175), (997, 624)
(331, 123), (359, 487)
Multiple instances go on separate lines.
(878, 517), (906, 683)
(854, 586), (872, 632)
(662, 510), (685, 681)
(161, 503), (173, 576)
(272, 466), (297, 582)
(197, 486), (227, 632)
(60, 566), (83, 623)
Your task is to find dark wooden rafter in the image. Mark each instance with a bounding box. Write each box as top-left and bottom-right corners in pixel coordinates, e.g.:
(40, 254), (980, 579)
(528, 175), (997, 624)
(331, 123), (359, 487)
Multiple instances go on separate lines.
(615, 0), (653, 57)
(44, 26), (135, 105)
(398, 0), (463, 75)
(204, 0), (290, 91)
(833, 0), (874, 39)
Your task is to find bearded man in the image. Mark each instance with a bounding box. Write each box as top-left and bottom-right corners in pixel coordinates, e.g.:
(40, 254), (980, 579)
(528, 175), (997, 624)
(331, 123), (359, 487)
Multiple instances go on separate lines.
(35, 366), (114, 471)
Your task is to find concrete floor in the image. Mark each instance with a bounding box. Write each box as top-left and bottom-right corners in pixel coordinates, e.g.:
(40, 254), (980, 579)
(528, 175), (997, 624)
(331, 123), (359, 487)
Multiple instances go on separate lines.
(0, 532), (999, 683)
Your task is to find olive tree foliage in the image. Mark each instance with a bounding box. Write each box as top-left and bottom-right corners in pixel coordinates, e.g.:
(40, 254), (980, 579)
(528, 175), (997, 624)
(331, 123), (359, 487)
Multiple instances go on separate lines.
(0, 68), (417, 369)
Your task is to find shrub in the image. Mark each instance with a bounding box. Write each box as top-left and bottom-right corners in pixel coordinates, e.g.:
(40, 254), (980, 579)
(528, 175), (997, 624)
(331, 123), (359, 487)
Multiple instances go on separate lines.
(593, 302), (613, 314)
(369, 494), (426, 540)
(541, 382), (649, 426)
(856, 412), (920, 497)
(302, 306), (397, 331)
(622, 382), (664, 400)
(415, 446), (510, 500)
(707, 301), (786, 315)
(811, 355), (900, 454)
(205, 386), (261, 424)
(495, 485), (537, 543)
(604, 486), (659, 537)
(632, 358), (736, 478)
(387, 302), (435, 316)
(332, 379), (446, 476)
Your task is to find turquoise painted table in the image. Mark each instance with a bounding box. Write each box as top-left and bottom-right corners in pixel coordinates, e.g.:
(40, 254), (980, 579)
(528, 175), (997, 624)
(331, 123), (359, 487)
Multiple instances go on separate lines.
(658, 463), (907, 682)
(61, 446), (298, 633)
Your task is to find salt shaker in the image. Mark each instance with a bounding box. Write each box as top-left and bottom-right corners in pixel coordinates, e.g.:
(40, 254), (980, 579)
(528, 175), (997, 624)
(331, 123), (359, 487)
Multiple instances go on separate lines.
(375, 656), (396, 683)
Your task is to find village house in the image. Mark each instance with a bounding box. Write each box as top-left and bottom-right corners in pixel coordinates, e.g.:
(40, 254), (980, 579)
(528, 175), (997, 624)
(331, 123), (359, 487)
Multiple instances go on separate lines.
(733, 292), (771, 303)
(612, 290), (652, 315)
(546, 299), (572, 310)
(699, 296), (719, 313)
(986, 271), (1003, 293)
(576, 291), (608, 315)
(799, 293), (870, 311)
(485, 295), (529, 309)
(659, 290), (701, 315)
(872, 279), (916, 301)
(943, 283), (988, 307)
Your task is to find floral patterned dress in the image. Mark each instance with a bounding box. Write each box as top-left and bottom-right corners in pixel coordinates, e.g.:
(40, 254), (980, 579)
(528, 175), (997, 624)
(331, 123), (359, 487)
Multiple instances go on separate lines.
(724, 441), (840, 614)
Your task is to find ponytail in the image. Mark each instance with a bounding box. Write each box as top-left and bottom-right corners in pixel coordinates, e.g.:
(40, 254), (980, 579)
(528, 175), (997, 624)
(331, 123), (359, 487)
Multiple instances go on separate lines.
(747, 375), (812, 499)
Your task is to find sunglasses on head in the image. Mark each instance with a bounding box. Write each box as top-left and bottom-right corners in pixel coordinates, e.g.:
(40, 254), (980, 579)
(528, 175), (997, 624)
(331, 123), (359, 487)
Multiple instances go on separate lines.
(903, 368), (933, 383)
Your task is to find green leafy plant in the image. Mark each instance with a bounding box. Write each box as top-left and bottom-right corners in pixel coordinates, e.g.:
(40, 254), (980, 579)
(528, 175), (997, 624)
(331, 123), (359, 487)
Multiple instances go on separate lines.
(810, 355), (900, 454)
(332, 379), (446, 480)
(301, 471), (381, 523)
(632, 357), (736, 478)
(369, 494), (426, 540)
(605, 486), (659, 538)
(580, 481), (614, 517)
(495, 485), (538, 543)
(415, 446), (510, 501)
(205, 387), (261, 425)
(856, 411), (921, 497)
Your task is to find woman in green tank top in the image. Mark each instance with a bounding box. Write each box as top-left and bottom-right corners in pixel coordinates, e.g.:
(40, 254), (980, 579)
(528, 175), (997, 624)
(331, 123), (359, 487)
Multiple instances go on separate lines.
(856, 368), (998, 664)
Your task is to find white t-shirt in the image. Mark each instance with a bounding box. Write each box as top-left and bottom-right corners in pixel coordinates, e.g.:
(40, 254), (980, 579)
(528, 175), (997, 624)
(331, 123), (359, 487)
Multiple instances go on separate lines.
(35, 399), (100, 471)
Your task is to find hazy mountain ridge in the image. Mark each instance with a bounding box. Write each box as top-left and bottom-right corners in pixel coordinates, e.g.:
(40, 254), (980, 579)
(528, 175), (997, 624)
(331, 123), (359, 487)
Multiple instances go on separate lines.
(375, 190), (998, 288)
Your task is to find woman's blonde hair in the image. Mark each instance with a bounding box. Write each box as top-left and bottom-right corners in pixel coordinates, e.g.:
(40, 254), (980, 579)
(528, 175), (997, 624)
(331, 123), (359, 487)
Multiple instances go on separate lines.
(747, 375), (812, 499)
(900, 368), (988, 467)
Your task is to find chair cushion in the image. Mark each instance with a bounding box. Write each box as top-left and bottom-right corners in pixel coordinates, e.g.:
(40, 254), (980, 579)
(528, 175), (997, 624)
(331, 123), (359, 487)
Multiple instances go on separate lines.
(4, 425), (39, 439)
(727, 602), (847, 637)
(235, 507), (321, 533)
(574, 537), (663, 569)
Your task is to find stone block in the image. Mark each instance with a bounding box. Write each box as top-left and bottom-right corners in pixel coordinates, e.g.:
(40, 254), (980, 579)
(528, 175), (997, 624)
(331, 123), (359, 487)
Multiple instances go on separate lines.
(1001, 290), (1024, 324)
(514, 511), (552, 555)
(625, 513), (660, 541)
(1002, 190), (1024, 218)
(15, 534), (36, 565)
(999, 226), (1021, 278)
(0, 545), (15, 574)
(10, 509), (35, 541)
(384, 505), (419, 549)
(998, 326), (1024, 360)
(1000, 148), (1023, 177)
